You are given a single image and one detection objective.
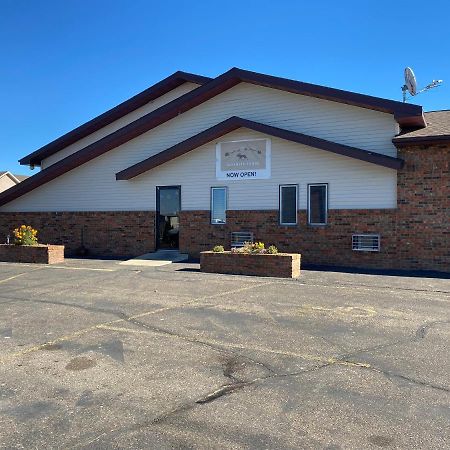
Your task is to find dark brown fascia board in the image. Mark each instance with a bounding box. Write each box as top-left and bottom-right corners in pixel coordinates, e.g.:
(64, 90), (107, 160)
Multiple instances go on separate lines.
(116, 117), (404, 180)
(19, 71), (212, 166)
(233, 68), (425, 127)
(392, 134), (450, 147)
(20, 67), (424, 167)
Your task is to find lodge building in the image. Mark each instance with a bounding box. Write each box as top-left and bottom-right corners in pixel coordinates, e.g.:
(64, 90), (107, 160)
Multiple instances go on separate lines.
(0, 68), (448, 272)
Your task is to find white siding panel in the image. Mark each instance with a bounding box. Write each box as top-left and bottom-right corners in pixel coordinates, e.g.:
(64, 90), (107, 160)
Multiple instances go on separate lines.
(41, 82), (398, 172)
(41, 82), (201, 168)
(2, 129), (396, 212)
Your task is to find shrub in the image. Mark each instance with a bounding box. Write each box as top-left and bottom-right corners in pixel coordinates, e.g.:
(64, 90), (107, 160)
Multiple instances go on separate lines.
(13, 225), (38, 246)
(241, 242), (266, 254)
(212, 245), (224, 253)
(267, 245), (278, 254)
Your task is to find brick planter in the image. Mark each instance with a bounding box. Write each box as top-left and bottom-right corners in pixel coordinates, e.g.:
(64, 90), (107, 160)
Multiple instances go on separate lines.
(0, 244), (65, 264)
(200, 251), (301, 278)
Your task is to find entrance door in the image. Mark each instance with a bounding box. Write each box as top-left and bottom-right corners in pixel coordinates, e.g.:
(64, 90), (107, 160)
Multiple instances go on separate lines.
(156, 186), (181, 249)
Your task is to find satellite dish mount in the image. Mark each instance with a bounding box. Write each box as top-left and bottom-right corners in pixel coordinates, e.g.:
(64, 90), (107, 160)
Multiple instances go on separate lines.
(402, 67), (443, 102)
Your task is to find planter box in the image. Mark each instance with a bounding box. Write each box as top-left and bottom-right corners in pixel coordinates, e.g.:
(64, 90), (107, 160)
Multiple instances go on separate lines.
(0, 244), (65, 264)
(200, 251), (301, 278)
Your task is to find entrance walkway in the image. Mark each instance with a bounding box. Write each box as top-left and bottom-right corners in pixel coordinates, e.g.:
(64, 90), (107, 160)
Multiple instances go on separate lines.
(119, 249), (188, 267)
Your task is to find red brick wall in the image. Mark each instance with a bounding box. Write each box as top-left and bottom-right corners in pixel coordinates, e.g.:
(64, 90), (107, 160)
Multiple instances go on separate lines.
(180, 209), (398, 269)
(396, 144), (449, 271)
(0, 211), (155, 258)
(0, 244), (64, 264)
(200, 251), (301, 278)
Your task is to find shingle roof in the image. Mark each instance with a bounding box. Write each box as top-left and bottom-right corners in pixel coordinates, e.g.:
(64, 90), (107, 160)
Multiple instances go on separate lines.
(393, 110), (450, 145)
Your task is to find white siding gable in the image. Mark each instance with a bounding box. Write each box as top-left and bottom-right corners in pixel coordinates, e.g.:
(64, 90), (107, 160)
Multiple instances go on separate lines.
(42, 81), (399, 173)
(1, 128), (396, 212)
(41, 82), (201, 168)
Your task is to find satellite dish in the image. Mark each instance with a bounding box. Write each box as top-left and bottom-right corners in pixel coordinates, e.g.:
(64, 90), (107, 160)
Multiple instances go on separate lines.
(401, 67), (443, 102)
(404, 67), (417, 96)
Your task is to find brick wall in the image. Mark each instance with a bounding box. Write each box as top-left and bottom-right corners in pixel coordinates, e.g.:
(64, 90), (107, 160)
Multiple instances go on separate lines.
(396, 144), (449, 271)
(200, 251), (301, 278)
(0, 211), (155, 258)
(0, 244), (64, 264)
(180, 209), (398, 269)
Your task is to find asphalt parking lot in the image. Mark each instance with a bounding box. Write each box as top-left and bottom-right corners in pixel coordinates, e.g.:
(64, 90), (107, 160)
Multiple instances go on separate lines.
(0, 259), (449, 449)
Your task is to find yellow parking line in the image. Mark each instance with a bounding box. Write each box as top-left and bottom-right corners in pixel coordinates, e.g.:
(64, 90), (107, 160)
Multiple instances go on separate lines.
(0, 281), (274, 364)
(96, 323), (372, 370)
(0, 268), (43, 284)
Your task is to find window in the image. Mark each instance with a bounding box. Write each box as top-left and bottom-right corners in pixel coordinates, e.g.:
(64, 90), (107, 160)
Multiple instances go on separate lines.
(279, 185), (298, 225)
(352, 234), (380, 252)
(308, 184), (328, 225)
(211, 187), (227, 224)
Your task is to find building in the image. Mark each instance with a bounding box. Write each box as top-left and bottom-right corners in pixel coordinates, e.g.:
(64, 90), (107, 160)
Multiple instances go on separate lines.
(0, 68), (448, 272)
(0, 171), (28, 193)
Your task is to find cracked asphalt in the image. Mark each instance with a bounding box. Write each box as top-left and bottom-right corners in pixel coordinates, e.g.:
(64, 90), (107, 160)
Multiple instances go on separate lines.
(0, 259), (449, 449)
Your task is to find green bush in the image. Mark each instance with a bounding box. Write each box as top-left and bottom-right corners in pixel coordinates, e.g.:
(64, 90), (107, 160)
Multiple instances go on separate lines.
(212, 245), (224, 253)
(267, 245), (278, 254)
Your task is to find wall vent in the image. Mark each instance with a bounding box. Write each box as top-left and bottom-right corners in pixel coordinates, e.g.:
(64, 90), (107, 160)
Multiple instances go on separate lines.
(352, 234), (380, 252)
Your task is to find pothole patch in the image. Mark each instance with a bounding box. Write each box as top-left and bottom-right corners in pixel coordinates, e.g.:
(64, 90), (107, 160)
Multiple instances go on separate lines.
(65, 357), (96, 371)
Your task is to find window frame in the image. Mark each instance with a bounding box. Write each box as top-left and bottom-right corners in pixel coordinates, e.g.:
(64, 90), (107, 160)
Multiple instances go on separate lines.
(307, 183), (328, 226)
(210, 186), (228, 225)
(279, 184), (298, 226)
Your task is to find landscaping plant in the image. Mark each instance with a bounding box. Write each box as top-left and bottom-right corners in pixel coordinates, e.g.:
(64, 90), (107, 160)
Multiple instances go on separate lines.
(215, 242), (279, 254)
(13, 225), (38, 246)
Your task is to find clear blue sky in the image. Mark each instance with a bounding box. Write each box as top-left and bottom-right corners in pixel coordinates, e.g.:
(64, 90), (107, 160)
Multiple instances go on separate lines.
(1, 0), (449, 175)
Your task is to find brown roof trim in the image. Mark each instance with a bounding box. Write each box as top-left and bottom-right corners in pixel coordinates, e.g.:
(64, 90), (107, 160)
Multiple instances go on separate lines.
(19, 71), (212, 166)
(116, 117), (403, 180)
(233, 68), (424, 127)
(20, 67), (425, 167)
(393, 134), (450, 147)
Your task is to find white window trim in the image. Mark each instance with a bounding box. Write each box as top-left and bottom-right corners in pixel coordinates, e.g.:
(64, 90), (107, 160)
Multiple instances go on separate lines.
(279, 184), (298, 226)
(308, 183), (328, 225)
(211, 186), (227, 225)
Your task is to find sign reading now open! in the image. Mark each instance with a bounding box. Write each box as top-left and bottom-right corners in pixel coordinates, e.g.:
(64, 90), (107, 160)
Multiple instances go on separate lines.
(215, 138), (271, 180)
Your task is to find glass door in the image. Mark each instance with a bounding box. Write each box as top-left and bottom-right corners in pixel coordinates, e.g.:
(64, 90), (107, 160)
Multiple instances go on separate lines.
(156, 186), (181, 249)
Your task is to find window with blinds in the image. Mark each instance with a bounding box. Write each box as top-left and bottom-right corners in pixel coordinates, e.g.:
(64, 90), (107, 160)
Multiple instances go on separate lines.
(211, 187), (227, 224)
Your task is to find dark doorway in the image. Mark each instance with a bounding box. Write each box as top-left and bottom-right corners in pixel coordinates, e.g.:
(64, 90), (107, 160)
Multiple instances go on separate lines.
(156, 186), (181, 249)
